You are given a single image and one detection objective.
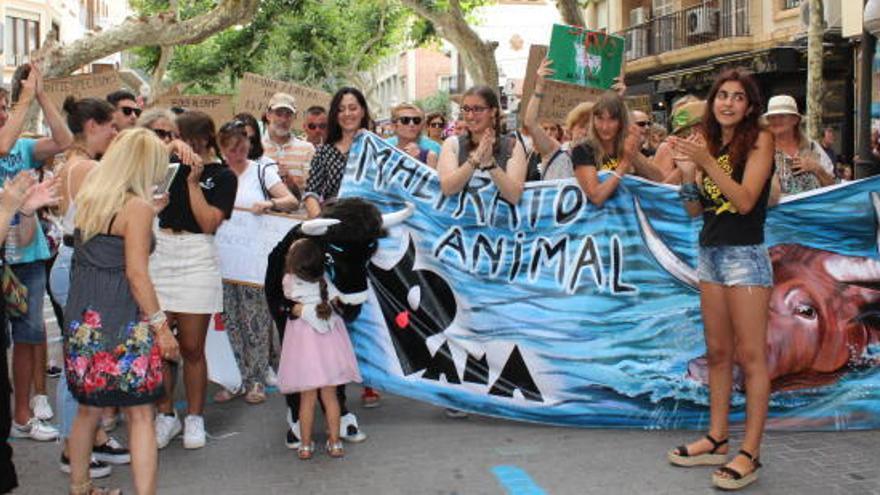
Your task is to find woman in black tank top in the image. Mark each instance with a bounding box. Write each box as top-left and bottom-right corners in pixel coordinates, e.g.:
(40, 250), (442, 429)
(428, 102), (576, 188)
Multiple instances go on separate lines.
(665, 69), (775, 491)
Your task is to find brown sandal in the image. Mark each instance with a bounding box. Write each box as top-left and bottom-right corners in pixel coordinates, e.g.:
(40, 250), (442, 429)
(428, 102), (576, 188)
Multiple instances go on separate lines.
(326, 439), (345, 458)
(712, 449), (762, 490)
(667, 434), (729, 467)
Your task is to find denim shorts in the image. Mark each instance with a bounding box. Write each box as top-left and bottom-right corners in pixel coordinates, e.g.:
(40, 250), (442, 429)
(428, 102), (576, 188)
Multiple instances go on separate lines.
(697, 244), (773, 287)
(9, 261), (47, 344)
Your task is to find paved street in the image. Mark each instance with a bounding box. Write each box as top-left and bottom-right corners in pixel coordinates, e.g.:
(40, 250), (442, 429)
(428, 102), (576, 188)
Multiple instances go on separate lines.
(4, 299), (880, 494)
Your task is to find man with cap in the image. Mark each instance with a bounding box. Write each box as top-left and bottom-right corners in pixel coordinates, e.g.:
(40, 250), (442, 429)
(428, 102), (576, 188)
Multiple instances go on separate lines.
(763, 94), (835, 201)
(262, 92), (315, 197)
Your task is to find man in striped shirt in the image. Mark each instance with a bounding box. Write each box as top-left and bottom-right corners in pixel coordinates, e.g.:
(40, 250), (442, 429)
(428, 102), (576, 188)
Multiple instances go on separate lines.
(262, 92), (315, 196)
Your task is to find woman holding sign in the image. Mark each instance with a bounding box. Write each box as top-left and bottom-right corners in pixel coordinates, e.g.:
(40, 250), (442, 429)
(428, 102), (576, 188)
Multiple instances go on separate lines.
(666, 69), (774, 491)
(150, 111), (238, 451)
(215, 120), (297, 404)
(437, 86), (527, 204)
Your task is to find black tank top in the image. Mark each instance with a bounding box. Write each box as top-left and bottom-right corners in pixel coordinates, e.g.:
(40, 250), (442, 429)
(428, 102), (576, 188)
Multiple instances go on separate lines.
(698, 145), (772, 247)
(456, 134), (513, 171)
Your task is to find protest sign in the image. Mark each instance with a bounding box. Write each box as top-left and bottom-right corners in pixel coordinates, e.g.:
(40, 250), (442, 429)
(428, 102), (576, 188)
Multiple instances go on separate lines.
(43, 72), (124, 110)
(153, 94), (234, 127)
(236, 73), (331, 129)
(547, 24), (625, 90)
(214, 208), (304, 286)
(521, 45), (602, 125)
(335, 131), (880, 431)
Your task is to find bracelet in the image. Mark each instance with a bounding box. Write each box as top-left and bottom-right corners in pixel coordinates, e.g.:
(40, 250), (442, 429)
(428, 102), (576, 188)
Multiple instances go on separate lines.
(678, 182), (701, 202)
(534, 92), (545, 99)
(149, 310), (167, 328)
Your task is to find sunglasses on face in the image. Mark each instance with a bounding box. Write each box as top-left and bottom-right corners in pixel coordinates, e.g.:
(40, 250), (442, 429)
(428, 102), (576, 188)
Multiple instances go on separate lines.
(395, 116), (423, 125)
(428, 122), (445, 128)
(307, 123), (327, 130)
(151, 128), (177, 140)
(120, 106), (142, 117)
(635, 120), (651, 128)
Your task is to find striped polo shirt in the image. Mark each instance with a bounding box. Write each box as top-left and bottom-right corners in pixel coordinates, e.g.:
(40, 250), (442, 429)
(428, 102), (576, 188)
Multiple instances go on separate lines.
(262, 135), (316, 190)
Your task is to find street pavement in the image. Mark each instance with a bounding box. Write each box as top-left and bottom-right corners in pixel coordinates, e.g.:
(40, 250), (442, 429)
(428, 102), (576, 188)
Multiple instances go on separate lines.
(7, 300), (880, 494)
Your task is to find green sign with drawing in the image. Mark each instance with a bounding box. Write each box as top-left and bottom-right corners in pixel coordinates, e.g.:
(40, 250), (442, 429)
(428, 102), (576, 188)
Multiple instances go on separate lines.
(546, 24), (625, 90)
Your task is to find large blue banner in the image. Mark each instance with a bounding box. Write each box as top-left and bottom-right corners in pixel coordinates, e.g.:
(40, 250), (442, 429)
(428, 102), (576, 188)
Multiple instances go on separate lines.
(338, 132), (880, 430)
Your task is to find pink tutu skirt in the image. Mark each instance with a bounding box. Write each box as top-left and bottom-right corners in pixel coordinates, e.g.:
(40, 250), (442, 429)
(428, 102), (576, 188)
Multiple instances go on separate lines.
(277, 316), (362, 393)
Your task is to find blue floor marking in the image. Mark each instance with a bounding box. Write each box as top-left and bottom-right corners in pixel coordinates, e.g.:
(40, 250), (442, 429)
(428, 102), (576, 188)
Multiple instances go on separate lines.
(491, 465), (547, 495)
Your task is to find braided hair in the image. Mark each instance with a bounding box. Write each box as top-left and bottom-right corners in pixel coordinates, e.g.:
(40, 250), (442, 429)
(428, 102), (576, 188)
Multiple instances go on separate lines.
(285, 238), (332, 320)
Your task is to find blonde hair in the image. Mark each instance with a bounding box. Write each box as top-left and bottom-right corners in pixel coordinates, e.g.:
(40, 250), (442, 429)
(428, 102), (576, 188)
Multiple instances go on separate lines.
(75, 128), (169, 241)
(565, 101), (594, 134)
(391, 103), (424, 120)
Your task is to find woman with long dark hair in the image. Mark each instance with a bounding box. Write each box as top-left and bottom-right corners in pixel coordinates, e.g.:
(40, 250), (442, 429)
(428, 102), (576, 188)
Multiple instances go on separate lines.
(437, 85), (527, 204)
(666, 69), (774, 491)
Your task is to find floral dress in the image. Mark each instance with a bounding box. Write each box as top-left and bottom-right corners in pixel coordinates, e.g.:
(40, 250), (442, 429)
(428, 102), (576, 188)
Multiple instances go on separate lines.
(63, 230), (164, 407)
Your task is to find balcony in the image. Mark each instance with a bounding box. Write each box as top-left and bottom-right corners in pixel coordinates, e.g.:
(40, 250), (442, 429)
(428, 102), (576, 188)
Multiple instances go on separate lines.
(619, 0), (751, 62)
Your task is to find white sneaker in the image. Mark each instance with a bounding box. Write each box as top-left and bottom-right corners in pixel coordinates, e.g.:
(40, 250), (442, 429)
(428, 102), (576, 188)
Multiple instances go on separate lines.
(264, 367), (278, 387)
(339, 412), (367, 443)
(10, 417), (60, 441)
(31, 394), (54, 420)
(154, 411), (182, 449)
(183, 415), (206, 449)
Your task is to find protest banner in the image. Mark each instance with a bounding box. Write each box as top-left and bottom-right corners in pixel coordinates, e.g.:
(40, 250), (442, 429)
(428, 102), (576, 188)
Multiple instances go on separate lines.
(214, 208), (304, 286)
(236, 72), (331, 129)
(332, 131), (880, 431)
(521, 45), (602, 125)
(153, 94), (234, 127)
(43, 71), (124, 110)
(547, 24), (625, 90)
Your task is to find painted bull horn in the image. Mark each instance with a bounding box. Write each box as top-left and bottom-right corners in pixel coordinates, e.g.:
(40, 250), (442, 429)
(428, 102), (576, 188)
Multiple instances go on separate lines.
(634, 196), (699, 289)
(300, 218), (342, 236)
(381, 202), (415, 227)
(825, 192), (880, 284)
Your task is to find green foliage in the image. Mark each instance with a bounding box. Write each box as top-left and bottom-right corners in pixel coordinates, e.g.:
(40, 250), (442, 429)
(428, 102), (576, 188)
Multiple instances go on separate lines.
(415, 90), (450, 116)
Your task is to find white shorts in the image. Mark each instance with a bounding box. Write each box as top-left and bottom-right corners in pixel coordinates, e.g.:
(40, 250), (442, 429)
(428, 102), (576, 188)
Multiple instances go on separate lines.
(150, 230), (223, 314)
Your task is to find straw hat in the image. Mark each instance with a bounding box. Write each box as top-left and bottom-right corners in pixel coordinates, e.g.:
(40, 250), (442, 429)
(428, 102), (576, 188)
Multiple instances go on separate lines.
(763, 95), (801, 119)
(670, 100), (706, 135)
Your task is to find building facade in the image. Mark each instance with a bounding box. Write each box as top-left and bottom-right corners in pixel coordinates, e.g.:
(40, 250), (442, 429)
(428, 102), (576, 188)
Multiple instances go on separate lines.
(370, 47), (454, 121)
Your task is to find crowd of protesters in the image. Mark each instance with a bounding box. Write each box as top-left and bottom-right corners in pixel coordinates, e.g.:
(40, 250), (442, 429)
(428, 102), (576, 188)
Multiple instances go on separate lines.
(0, 52), (863, 494)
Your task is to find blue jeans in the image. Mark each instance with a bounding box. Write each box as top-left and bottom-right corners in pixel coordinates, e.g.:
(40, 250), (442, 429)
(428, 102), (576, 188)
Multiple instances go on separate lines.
(50, 245), (78, 439)
(8, 261), (46, 344)
(697, 244), (773, 287)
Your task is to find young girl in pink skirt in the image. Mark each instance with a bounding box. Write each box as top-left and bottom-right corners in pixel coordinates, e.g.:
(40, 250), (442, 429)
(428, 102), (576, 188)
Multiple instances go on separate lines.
(277, 238), (362, 459)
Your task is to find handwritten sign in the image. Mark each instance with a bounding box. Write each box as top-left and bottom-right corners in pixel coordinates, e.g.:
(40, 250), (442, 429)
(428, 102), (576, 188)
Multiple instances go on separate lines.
(521, 45), (602, 125)
(236, 73), (331, 129)
(154, 94), (234, 127)
(43, 72), (124, 111)
(215, 208), (305, 286)
(547, 24), (625, 90)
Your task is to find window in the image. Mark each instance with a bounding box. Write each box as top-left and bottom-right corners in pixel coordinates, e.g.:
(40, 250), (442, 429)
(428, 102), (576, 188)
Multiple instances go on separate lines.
(783, 0), (799, 10)
(5, 16), (40, 66)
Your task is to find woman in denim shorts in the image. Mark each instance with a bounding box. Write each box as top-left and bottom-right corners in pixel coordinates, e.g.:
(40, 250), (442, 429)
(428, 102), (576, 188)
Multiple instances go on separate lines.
(664, 69), (775, 491)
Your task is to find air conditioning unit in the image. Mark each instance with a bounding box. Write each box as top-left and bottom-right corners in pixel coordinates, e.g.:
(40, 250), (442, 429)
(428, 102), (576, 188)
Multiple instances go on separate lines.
(630, 7), (649, 26)
(686, 8), (719, 36)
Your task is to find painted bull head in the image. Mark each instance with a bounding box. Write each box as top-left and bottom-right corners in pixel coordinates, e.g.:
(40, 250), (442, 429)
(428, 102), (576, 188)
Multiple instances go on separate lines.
(636, 195), (880, 392)
(264, 198), (413, 332)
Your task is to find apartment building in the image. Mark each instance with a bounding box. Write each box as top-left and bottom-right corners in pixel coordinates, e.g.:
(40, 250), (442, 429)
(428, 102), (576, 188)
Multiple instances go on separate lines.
(370, 47), (455, 121)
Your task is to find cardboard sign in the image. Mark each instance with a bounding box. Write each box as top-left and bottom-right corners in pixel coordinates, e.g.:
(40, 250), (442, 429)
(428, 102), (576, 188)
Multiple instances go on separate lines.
(235, 73), (331, 129)
(153, 94), (234, 127)
(547, 24), (625, 90)
(43, 72), (124, 111)
(214, 208), (305, 286)
(521, 45), (602, 125)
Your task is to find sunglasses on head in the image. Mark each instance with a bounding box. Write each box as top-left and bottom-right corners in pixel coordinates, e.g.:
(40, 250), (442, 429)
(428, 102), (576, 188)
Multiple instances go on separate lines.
(307, 123), (327, 130)
(395, 116), (423, 125)
(220, 120), (247, 133)
(151, 128), (177, 140)
(121, 106), (142, 117)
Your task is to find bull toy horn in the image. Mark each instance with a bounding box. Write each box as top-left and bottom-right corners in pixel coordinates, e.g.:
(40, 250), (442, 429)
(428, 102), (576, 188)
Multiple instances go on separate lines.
(634, 196), (699, 289)
(300, 218), (342, 236)
(381, 202), (415, 227)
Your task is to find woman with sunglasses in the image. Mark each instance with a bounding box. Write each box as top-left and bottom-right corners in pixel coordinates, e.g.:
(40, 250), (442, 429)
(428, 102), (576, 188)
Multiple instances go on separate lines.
(389, 104), (438, 168)
(150, 111), (237, 451)
(215, 119), (297, 404)
(138, 109), (201, 172)
(437, 86), (527, 204)
(666, 69), (774, 491)
(425, 112), (446, 146)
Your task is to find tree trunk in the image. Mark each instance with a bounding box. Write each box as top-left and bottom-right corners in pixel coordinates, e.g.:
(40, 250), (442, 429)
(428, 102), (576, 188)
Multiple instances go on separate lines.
(399, 0), (499, 89)
(556, 0), (585, 27)
(806, 0), (824, 141)
(35, 0), (260, 79)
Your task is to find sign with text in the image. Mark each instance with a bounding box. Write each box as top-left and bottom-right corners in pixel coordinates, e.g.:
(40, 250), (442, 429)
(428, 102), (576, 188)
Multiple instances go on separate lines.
(521, 45), (602, 125)
(215, 208), (304, 285)
(154, 94), (234, 127)
(235, 73), (331, 129)
(43, 72), (124, 111)
(547, 24), (624, 90)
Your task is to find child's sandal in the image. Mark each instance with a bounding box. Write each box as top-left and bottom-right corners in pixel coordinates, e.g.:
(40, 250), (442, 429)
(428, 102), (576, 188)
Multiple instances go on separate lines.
(326, 439), (345, 458)
(297, 441), (315, 460)
(667, 434), (728, 466)
(712, 449), (762, 491)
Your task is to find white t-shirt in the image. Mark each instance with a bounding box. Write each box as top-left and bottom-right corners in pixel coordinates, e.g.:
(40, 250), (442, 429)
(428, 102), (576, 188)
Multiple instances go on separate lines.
(234, 158), (283, 209)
